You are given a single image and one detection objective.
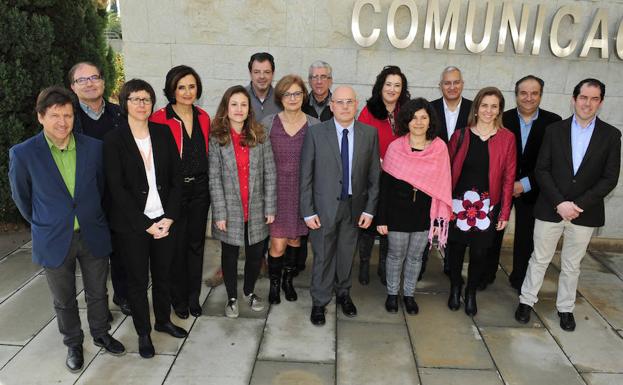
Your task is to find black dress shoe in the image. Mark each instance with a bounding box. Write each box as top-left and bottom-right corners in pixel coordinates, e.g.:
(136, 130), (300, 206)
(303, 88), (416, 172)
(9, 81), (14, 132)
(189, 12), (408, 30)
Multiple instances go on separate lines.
(385, 295), (398, 313)
(113, 296), (132, 316)
(514, 303), (532, 324)
(94, 334), (126, 355)
(189, 306), (202, 317)
(558, 312), (576, 332)
(66, 346), (83, 372)
(464, 290), (477, 316)
(337, 295), (357, 317)
(154, 321), (188, 338)
(138, 334), (155, 358)
(403, 296), (419, 315)
(448, 285), (461, 311)
(174, 307), (190, 320)
(310, 306), (326, 326)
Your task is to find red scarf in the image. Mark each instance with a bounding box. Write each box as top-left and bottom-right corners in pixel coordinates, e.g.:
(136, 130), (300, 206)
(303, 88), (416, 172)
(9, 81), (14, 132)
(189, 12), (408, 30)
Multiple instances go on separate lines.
(382, 136), (453, 247)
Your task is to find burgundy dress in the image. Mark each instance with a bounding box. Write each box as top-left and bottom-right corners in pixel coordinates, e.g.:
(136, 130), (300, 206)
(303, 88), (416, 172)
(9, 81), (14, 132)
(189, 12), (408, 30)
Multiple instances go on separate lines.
(269, 116), (309, 238)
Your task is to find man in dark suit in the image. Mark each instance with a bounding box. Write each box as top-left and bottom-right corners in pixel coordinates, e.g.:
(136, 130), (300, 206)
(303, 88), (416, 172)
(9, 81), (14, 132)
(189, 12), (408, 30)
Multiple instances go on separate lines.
(9, 87), (125, 372)
(68, 61), (130, 316)
(483, 76), (562, 291)
(514, 78), (621, 332)
(431, 66), (473, 143)
(300, 86), (380, 326)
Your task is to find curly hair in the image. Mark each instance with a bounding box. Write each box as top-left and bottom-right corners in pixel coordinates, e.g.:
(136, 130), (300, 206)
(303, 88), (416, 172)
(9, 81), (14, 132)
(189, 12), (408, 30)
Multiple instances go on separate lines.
(396, 98), (439, 141)
(211, 85), (265, 147)
(366, 65), (411, 120)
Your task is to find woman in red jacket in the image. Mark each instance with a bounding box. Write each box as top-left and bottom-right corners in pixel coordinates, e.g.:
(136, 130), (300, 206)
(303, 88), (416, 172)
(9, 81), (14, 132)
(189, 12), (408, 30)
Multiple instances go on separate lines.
(357, 65), (410, 286)
(446, 87), (516, 316)
(150, 65), (210, 319)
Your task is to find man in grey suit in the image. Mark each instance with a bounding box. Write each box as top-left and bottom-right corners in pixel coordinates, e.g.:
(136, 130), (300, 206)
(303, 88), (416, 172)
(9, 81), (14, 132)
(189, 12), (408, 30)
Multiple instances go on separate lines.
(300, 86), (381, 326)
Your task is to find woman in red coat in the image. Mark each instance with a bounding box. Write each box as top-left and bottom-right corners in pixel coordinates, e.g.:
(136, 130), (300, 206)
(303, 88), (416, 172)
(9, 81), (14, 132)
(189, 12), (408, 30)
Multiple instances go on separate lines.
(446, 87), (516, 316)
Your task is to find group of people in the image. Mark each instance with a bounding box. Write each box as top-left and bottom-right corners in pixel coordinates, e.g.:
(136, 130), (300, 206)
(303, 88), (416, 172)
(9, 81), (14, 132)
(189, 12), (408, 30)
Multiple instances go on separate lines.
(8, 51), (621, 372)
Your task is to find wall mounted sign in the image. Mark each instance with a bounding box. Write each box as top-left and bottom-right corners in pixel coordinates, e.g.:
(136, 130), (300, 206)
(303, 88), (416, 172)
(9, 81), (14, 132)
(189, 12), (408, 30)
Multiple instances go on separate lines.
(352, 0), (623, 59)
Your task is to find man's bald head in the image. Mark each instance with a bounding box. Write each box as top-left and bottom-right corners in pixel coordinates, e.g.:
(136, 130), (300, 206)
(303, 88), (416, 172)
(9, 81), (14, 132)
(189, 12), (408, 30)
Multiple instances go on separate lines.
(330, 86), (358, 126)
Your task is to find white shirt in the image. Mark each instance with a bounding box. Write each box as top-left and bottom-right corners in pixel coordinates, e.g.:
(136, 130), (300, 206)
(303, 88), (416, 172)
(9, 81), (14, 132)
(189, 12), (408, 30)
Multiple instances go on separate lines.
(443, 98), (462, 140)
(134, 136), (165, 219)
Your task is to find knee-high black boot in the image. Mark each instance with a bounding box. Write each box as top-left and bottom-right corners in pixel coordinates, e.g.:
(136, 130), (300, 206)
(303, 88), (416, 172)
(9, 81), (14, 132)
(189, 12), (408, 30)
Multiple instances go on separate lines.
(282, 247), (298, 301)
(464, 288), (477, 316)
(268, 255), (283, 304)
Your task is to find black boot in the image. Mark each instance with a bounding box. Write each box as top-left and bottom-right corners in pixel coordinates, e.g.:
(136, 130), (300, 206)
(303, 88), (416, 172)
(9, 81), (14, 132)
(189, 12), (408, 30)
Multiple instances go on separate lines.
(295, 237), (309, 276)
(268, 255), (283, 304)
(464, 289), (477, 316)
(448, 285), (461, 311)
(418, 248), (429, 281)
(282, 247), (298, 301)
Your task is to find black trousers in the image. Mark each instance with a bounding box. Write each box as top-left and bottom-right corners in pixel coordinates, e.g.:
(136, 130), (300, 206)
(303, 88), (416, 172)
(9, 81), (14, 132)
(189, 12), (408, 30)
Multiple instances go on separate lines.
(485, 227), (505, 284)
(109, 232), (128, 300)
(221, 224), (264, 299)
(119, 227), (174, 336)
(170, 176), (210, 310)
(447, 241), (488, 291)
(358, 227), (388, 263)
(509, 199), (536, 289)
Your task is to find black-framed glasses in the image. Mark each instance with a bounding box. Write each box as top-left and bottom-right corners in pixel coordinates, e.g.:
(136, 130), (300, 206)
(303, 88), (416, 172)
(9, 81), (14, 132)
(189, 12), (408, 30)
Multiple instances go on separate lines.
(127, 97), (153, 105)
(283, 91), (304, 99)
(73, 75), (102, 85)
(310, 75), (332, 81)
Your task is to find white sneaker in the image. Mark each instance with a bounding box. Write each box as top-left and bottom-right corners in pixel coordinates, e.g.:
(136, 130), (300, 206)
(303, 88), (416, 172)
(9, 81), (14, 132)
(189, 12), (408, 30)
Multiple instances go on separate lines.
(225, 298), (239, 318)
(245, 293), (265, 312)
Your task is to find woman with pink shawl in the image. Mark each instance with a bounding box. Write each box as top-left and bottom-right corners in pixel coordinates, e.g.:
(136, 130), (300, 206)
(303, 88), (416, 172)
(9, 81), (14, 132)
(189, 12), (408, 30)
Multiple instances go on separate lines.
(377, 98), (453, 314)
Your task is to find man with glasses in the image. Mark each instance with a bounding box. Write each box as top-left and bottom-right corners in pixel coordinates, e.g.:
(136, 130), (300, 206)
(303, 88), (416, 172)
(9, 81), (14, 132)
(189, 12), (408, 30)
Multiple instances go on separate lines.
(246, 52), (281, 121)
(431, 66), (473, 143)
(300, 86), (380, 326)
(302, 60), (334, 122)
(9, 86), (125, 372)
(68, 62), (131, 316)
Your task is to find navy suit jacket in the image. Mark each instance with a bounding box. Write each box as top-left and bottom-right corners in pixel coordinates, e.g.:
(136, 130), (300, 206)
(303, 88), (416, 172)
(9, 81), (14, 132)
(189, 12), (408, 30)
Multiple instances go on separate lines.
(9, 132), (112, 267)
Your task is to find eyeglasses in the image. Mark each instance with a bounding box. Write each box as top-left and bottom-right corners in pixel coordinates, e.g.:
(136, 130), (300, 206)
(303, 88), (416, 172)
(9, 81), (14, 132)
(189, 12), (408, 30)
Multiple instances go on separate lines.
(441, 80), (463, 87)
(332, 99), (355, 107)
(73, 75), (103, 85)
(310, 75), (332, 81)
(283, 91), (304, 99)
(127, 97), (153, 105)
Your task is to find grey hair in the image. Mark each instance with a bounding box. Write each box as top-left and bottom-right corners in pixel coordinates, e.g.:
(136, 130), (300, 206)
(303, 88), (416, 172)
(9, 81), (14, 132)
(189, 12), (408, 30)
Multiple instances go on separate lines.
(439, 66), (463, 83)
(308, 60), (333, 78)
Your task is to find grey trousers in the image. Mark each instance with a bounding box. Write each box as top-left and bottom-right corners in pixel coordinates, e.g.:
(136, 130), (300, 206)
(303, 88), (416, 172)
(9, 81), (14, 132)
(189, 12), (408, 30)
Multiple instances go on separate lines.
(309, 199), (359, 306)
(44, 232), (110, 347)
(386, 231), (428, 296)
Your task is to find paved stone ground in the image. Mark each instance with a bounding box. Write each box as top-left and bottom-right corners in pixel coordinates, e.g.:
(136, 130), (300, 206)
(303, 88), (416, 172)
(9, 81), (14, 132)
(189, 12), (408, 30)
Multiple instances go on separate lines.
(1, 230), (623, 385)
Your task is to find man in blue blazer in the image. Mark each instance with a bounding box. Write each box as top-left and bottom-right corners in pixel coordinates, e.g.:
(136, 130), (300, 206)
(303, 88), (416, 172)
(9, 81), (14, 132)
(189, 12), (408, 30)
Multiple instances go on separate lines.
(9, 86), (125, 372)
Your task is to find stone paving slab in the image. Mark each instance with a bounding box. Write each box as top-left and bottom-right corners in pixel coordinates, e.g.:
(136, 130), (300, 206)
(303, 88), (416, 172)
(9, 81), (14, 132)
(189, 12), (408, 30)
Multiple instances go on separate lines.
(165, 316), (264, 385)
(250, 360), (335, 385)
(415, 248), (451, 294)
(533, 297), (623, 373)
(337, 320), (419, 385)
(0, 275), (55, 345)
(258, 290), (336, 363)
(0, 230), (30, 259)
(0, 249), (41, 303)
(419, 368), (503, 385)
(406, 293), (494, 369)
(576, 254), (623, 330)
(0, 309), (123, 385)
(337, 276), (403, 324)
(0, 345), (20, 369)
(594, 251), (623, 279)
(75, 352), (175, 385)
(582, 373), (623, 385)
(203, 277), (270, 319)
(474, 270), (544, 329)
(499, 250), (559, 300)
(481, 326), (585, 385)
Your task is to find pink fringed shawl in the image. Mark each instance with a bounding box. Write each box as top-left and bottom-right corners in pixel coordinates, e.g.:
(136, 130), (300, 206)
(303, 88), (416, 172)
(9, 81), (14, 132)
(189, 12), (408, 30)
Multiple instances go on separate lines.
(382, 136), (453, 248)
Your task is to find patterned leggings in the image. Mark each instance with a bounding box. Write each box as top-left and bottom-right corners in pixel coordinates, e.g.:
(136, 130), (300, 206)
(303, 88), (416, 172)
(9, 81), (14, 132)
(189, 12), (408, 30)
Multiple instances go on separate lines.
(386, 231), (429, 296)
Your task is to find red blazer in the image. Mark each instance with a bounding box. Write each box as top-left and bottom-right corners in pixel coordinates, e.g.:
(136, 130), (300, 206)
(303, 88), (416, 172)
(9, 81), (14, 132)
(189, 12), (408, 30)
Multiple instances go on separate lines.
(448, 127), (517, 221)
(357, 106), (398, 160)
(150, 104), (211, 155)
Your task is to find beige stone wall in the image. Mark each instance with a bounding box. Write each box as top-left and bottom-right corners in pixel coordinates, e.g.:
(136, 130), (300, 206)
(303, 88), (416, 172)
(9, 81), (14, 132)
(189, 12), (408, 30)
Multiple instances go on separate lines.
(121, 0), (623, 238)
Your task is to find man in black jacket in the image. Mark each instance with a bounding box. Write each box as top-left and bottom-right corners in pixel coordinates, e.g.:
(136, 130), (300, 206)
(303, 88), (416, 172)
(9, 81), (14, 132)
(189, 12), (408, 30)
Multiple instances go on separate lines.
(69, 62), (130, 316)
(514, 78), (621, 332)
(483, 76), (561, 291)
(302, 60), (334, 122)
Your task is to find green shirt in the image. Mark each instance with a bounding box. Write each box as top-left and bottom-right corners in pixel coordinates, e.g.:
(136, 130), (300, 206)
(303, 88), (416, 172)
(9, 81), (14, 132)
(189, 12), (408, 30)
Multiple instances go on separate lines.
(45, 134), (79, 230)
